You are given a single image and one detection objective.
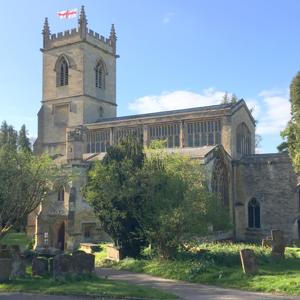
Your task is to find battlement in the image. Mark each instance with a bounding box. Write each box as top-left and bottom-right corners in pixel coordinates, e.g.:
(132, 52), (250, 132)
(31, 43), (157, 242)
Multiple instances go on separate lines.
(49, 27), (111, 46)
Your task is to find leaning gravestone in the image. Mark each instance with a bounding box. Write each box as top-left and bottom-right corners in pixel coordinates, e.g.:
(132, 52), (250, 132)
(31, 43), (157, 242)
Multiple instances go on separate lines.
(53, 253), (73, 279)
(32, 257), (48, 276)
(271, 229), (285, 258)
(72, 250), (95, 273)
(240, 249), (258, 275)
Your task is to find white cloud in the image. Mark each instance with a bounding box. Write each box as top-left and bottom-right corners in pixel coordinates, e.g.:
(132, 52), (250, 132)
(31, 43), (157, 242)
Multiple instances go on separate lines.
(256, 89), (290, 135)
(128, 87), (292, 140)
(129, 89), (227, 113)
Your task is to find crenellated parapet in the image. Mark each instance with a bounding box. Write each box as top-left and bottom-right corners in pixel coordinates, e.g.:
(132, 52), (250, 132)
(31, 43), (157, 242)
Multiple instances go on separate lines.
(42, 6), (117, 56)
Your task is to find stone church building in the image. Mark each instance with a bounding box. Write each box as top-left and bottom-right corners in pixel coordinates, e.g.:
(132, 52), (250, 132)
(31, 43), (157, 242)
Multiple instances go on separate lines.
(27, 7), (300, 250)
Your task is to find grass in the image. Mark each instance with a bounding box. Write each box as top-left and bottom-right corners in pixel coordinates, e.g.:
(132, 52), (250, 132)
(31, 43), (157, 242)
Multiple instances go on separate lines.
(0, 232), (30, 250)
(0, 274), (176, 299)
(96, 242), (300, 296)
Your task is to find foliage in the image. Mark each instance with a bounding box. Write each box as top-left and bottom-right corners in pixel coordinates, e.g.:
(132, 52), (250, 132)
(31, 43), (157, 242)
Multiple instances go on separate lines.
(85, 137), (230, 259)
(281, 71), (300, 172)
(277, 141), (288, 153)
(0, 121), (64, 239)
(18, 124), (32, 153)
(97, 242), (300, 296)
(83, 136), (147, 258)
(139, 148), (230, 258)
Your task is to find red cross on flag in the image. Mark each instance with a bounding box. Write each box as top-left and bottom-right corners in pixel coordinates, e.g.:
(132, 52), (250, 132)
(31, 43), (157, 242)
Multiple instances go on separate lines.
(57, 8), (78, 19)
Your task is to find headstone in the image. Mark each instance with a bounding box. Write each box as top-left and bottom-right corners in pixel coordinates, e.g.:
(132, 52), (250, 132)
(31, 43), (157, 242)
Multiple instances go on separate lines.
(107, 244), (122, 262)
(72, 250), (95, 273)
(53, 254), (73, 278)
(240, 249), (258, 275)
(32, 257), (48, 276)
(10, 245), (26, 278)
(271, 230), (285, 258)
(261, 237), (272, 248)
(0, 258), (12, 282)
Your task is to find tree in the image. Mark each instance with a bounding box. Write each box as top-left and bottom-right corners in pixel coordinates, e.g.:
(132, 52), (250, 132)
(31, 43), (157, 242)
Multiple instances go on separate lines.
(83, 136), (147, 257)
(231, 94), (238, 103)
(139, 147), (230, 258)
(221, 92), (230, 104)
(281, 71), (300, 172)
(18, 124), (32, 153)
(84, 137), (230, 259)
(0, 121), (17, 150)
(0, 121), (62, 239)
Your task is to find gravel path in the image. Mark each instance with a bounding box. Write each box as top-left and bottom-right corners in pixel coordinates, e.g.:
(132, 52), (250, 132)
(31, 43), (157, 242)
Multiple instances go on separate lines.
(96, 267), (300, 300)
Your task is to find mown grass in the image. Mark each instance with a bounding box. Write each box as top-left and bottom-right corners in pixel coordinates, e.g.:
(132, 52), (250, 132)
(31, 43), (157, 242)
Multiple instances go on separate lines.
(0, 232), (30, 250)
(0, 274), (176, 299)
(96, 242), (300, 296)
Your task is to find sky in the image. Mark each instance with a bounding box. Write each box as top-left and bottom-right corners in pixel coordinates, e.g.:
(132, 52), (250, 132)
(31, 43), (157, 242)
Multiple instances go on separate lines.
(0, 0), (299, 153)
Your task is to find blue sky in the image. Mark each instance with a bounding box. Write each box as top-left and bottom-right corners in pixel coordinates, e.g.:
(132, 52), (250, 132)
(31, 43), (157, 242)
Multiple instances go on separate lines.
(0, 0), (299, 153)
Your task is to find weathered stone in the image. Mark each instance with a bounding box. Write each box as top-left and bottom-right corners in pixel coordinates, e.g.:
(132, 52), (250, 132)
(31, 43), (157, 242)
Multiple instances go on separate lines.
(80, 243), (101, 254)
(240, 249), (258, 275)
(72, 250), (95, 273)
(53, 254), (73, 278)
(32, 257), (48, 276)
(271, 229), (283, 243)
(0, 258), (12, 282)
(107, 244), (122, 262)
(261, 238), (272, 248)
(271, 230), (286, 258)
(10, 245), (26, 278)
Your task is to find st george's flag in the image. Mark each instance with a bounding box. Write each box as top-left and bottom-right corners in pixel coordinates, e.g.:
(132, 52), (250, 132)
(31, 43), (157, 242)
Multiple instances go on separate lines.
(57, 8), (78, 19)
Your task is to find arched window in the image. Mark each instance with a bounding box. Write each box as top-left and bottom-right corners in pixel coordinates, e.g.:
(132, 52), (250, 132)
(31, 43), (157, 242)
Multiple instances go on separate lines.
(236, 123), (251, 156)
(56, 57), (69, 87)
(248, 198), (260, 228)
(57, 187), (64, 202)
(211, 157), (229, 207)
(95, 62), (105, 88)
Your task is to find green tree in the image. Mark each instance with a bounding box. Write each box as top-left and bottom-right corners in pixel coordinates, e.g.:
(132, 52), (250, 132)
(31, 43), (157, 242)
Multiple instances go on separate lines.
(84, 138), (230, 259)
(139, 147), (230, 258)
(281, 71), (300, 171)
(18, 124), (32, 153)
(231, 94), (238, 103)
(83, 136), (147, 258)
(0, 121), (64, 239)
(0, 121), (17, 150)
(221, 92), (229, 104)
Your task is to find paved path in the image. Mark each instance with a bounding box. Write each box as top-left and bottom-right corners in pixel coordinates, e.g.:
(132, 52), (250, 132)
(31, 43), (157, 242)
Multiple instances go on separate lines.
(96, 267), (300, 300)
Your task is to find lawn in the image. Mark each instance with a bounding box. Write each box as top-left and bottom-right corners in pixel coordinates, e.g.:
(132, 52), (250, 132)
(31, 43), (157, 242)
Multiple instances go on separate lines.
(0, 232), (30, 250)
(96, 242), (300, 296)
(0, 275), (176, 299)
(0, 234), (176, 299)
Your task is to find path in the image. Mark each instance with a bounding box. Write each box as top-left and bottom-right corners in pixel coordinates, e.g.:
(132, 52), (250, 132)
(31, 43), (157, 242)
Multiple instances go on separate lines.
(96, 267), (300, 300)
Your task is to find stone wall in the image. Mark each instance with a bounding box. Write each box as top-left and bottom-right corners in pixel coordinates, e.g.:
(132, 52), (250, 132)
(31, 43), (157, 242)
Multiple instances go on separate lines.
(234, 153), (299, 242)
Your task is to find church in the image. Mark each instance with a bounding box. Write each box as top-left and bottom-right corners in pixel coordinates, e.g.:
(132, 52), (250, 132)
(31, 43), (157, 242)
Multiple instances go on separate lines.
(27, 6), (300, 251)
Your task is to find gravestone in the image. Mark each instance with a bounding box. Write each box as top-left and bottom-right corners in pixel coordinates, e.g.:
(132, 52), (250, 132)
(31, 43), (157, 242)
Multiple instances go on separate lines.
(240, 249), (258, 275)
(53, 254), (73, 278)
(32, 257), (48, 276)
(261, 236), (272, 248)
(0, 258), (12, 282)
(10, 245), (26, 278)
(106, 244), (122, 262)
(271, 229), (285, 258)
(72, 250), (95, 273)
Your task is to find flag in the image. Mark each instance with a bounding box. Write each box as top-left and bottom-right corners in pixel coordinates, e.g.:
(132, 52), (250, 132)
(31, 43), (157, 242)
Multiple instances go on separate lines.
(57, 8), (78, 19)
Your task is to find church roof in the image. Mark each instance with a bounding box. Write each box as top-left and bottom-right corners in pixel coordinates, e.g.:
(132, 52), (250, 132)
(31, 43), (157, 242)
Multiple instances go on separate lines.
(85, 99), (255, 127)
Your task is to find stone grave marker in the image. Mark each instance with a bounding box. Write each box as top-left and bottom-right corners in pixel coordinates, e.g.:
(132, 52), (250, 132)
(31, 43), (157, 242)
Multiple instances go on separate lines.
(32, 257), (48, 276)
(240, 249), (258, 275)
(72, 250), (95, 273)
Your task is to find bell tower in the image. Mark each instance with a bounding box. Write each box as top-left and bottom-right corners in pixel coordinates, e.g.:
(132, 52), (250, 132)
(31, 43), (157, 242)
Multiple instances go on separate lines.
(35, 6), (118, 155)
